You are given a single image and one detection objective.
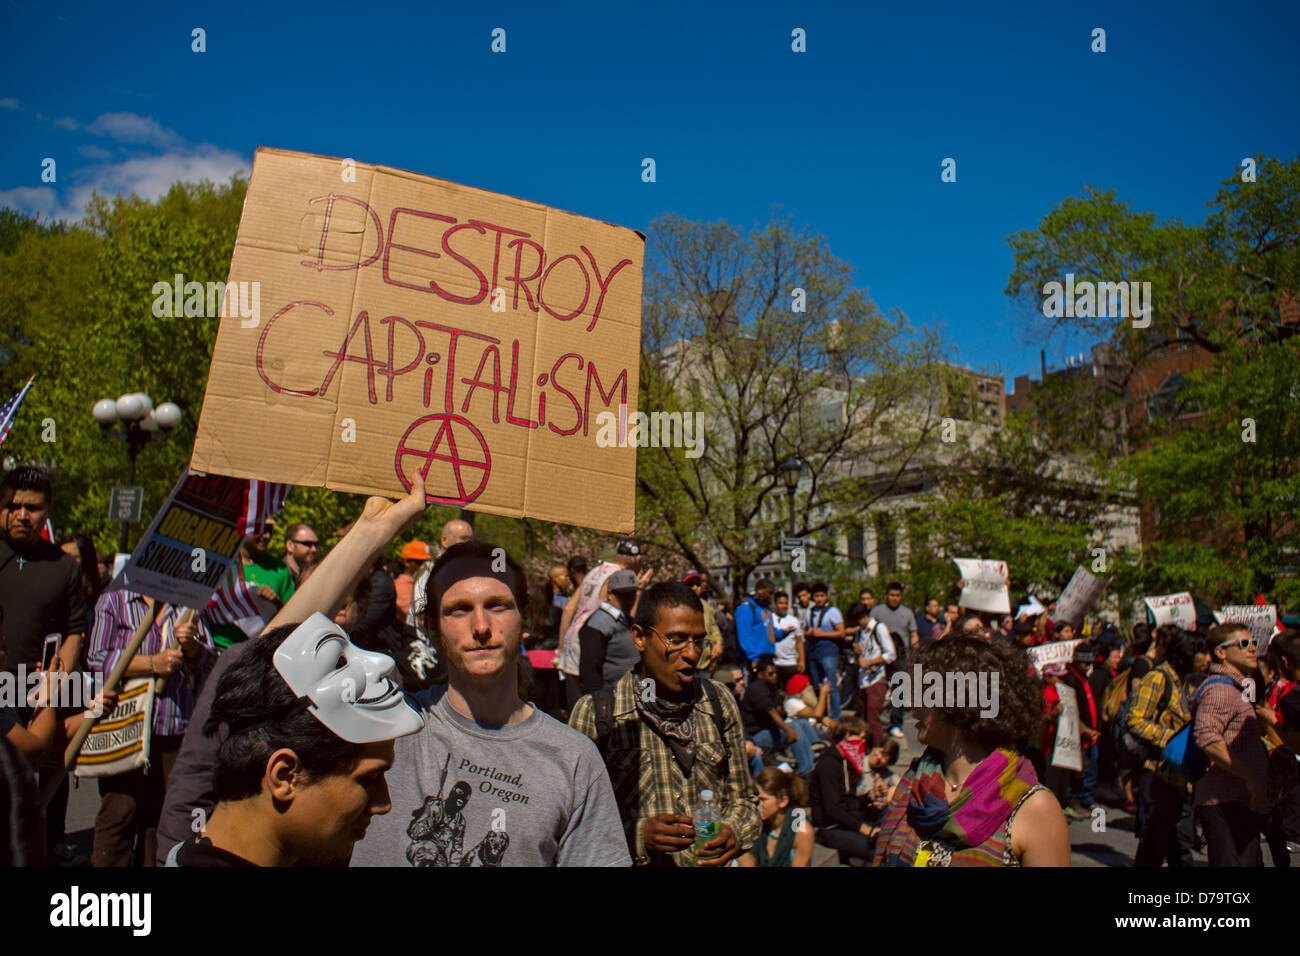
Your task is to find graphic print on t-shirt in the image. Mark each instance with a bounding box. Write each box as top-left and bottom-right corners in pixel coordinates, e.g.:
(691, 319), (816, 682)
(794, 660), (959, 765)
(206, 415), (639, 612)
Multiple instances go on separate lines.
(404, 753), (529, 866)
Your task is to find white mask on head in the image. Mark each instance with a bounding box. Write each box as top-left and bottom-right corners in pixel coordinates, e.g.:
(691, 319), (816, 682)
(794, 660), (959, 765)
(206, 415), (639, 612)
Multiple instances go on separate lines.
(273, 613), (424, 744)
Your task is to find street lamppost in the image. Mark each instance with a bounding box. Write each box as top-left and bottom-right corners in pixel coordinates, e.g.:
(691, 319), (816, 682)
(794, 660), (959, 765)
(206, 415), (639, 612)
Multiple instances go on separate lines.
(92, 393), (182, 553)
(779, 455), (803, 598)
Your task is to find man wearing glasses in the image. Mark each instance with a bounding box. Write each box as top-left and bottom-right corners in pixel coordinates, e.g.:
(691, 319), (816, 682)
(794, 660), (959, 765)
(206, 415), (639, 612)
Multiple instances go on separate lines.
(282, 523), (320, 584)
(1193, 622), (1273, 867)
(570, 581), (760, 866)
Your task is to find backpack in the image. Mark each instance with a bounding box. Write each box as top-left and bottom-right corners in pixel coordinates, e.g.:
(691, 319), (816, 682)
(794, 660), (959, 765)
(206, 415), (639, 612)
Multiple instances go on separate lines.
(1161, 676), (1236, 783)
(1100, 666), (1132, 724)
(1111, 669), (1173, 771)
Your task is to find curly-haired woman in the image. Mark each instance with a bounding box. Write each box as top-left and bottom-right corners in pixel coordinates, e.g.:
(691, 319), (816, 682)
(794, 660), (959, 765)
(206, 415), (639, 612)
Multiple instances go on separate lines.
(873, 634), (1070, 866)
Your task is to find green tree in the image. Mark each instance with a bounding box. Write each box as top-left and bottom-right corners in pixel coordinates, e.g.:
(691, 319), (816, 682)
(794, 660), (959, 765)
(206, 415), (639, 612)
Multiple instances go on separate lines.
(1123, 338), (1300, 606)
(0, 176), (248, 551)
(905, 416), (1138, 611)
(636, 211), (948, 603)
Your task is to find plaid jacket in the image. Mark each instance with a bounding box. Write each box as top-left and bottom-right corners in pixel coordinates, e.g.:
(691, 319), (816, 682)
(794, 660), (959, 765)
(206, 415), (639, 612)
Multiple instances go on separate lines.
(1127, 661), (1190, 783)
(570, 668), (760, 866)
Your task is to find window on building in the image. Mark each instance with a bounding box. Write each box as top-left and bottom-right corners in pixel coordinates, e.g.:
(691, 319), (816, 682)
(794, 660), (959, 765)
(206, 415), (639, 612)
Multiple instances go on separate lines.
(876, 515), (897, 574)
(846, 522), (864, 562)
(1147, 374), (1203, 420)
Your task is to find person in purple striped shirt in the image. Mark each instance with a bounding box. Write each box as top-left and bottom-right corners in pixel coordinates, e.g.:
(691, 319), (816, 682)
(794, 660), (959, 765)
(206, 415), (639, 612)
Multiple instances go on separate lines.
(85, 590), (215, 866)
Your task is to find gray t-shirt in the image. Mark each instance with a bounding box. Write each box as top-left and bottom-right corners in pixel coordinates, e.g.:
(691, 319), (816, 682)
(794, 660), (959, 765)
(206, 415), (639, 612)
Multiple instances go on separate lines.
(350, 685), (630, 867)
(871, 604), (918, 648)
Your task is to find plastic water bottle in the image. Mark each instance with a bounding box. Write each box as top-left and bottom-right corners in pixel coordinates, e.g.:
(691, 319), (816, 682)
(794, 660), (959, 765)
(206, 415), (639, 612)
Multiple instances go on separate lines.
(692, 789), (721, 864)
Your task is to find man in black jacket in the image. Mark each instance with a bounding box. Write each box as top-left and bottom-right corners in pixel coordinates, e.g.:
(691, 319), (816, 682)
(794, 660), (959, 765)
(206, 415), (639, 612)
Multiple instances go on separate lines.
(809, 717), (874, 862)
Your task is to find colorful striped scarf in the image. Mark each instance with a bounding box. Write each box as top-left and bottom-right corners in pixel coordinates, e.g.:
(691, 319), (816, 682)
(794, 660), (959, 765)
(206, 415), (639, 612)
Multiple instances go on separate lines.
(906, 746), (1036, 849)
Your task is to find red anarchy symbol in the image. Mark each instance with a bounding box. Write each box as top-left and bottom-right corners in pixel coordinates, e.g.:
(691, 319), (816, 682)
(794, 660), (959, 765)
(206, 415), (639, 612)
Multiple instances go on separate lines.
(394, 414), (492, 506)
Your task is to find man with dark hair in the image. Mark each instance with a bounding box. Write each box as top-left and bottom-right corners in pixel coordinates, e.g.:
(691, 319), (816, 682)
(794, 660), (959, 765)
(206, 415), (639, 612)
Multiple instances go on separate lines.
(804, 582), (846, 720)
(0, 464), (86, 859)
(741, 657), (813, 777)
(168, 615), (422, 866)
(917, 598), (943, 650)
(281, 523), (319, 584)
(734, 578), (777, 669)
(873, 582), (919, 740)
(570, 581), (760, 866)
(1193, 622), (1271, 866)
(0, 466), (84, 676)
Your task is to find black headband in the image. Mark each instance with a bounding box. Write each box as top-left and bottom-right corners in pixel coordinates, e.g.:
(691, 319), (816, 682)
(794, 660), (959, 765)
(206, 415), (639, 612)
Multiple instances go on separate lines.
(429, 555), (526, 617)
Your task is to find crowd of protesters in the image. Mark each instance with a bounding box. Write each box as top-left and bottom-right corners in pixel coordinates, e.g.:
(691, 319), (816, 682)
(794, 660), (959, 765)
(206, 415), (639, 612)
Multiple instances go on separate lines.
(2, 461), (1297, 869)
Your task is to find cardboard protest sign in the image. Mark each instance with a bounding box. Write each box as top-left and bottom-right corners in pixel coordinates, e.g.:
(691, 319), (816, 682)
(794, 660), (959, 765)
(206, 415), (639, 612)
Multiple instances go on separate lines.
(1144, 592), (1196, 631)
(1050, 682), (1083, 772)
(108, 471), (253, 608)
(1213, 605), (1278, 647)
(1050, 566), (1106, 627)
(1026, 639), (1083, 677)
(953, 558), (1011, 614)
(191, 148), (645, 533)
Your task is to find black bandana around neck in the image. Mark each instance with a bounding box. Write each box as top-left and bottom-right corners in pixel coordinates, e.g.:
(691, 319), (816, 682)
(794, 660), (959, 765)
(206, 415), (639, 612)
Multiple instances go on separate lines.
(634, 675), (699, 775)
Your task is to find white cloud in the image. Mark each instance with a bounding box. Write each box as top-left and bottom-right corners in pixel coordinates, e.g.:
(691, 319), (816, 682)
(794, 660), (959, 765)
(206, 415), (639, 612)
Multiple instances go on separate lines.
(51, 116), (78, 131)
(0, 146), (250, 224)
(87, 145), (249, 200)
(77, 144), (114, 160)
(0, 187), (62, 219)
(85, 111), (184, 149)
(0, 98), (18, 110)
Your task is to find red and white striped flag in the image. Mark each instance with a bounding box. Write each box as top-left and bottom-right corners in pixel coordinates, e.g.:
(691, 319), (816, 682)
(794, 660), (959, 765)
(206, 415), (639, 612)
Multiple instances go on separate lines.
(240, 479), (292, 535)
(204, 479), (293, 625)
(0, 376), (34, 448)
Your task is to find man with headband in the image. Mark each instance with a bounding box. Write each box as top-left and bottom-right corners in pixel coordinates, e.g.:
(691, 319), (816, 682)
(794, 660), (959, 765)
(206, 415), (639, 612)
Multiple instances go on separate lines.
(351, 539), (629, 866)
(167, 613), (423, 866)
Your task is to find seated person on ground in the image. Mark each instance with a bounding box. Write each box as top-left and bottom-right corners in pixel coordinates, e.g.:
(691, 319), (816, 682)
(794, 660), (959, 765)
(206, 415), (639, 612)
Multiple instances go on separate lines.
(738, 767), (814, 867)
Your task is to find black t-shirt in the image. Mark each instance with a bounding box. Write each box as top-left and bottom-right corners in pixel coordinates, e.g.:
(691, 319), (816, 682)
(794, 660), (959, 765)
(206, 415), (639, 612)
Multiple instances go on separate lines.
(1278, 685), (1300, 731)
(0, 704), (18, 737)
(741, 680), (782, 736)
(0, 538), (85, 672)
(173, 837), (259, 867)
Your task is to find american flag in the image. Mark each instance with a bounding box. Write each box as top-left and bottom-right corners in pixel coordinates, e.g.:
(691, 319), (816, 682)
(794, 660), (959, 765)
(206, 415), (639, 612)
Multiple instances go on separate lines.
(241, 479), (292, 535)
(0, 376), (35, 447)
(205, 479), (294, 626)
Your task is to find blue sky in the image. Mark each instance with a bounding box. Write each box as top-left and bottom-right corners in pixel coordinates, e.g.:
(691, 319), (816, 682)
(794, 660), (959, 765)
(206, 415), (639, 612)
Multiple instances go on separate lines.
(2, 0), (1297, 386)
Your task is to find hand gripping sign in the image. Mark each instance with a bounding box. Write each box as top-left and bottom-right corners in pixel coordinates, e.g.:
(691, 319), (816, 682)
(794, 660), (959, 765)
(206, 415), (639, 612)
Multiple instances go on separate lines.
(192, 148), (645, 533)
